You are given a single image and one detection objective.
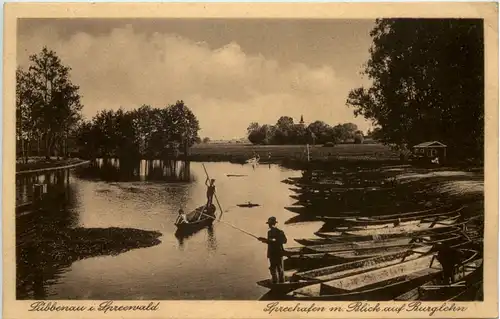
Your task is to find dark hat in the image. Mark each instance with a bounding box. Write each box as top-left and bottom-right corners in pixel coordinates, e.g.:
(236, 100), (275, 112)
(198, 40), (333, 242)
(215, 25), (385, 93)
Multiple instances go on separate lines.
(266, 216), (278, 225)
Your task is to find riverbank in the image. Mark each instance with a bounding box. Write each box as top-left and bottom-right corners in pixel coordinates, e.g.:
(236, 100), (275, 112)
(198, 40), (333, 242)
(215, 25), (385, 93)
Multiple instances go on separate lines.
(16, 158), (90, 174)
(186, 143), (401, 167)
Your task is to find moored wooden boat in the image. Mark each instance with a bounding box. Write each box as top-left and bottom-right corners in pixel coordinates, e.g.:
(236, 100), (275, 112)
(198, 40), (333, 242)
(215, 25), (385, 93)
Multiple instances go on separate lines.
(315, 218), (461, 240)
(288, 251), (433, 300)
(320, 205), (463, 224)
(394, 253), (482, 301)
(174, 204), (217, 231)
(289, 237), (418, 253)
(259, 247), (430, 295)
(327, 245), (434, 262)
(287, 247), (477, 301)
(289, 268), (441, 301)
(343, 210), (464, 230)
(288, 234), (463, 259)
(295, 246), (432, 282)
(256, 277), (321, 294)
(299, 227), (462, 246)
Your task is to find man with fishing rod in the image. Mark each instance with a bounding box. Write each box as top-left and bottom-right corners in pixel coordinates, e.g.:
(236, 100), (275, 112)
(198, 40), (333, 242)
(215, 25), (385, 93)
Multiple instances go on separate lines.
(258, 217), (288, 284)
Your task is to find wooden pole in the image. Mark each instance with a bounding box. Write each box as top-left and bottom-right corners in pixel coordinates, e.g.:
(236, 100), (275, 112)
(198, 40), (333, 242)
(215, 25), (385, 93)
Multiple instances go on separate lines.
(202, 163), (224, 221)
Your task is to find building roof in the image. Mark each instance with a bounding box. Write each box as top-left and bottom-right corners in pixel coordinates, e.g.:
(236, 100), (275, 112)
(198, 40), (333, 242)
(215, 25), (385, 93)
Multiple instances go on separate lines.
(413, 141), (447, 148)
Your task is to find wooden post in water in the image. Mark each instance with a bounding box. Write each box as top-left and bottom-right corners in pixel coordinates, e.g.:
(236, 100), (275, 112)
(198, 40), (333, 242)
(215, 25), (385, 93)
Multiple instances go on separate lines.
(306, 144), (310, 162)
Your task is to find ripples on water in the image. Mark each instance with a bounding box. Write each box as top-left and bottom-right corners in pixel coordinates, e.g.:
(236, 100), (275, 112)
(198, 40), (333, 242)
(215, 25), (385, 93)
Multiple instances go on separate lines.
(16, 159), (323, 300)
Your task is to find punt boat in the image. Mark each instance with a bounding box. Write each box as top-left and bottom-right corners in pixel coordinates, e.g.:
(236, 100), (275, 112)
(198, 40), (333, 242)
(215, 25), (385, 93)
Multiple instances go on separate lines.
(286, 248), (477, 301)
(174, 204), (217, 231)
(257, 247), (430, 294)
(395, 254), (482, 301)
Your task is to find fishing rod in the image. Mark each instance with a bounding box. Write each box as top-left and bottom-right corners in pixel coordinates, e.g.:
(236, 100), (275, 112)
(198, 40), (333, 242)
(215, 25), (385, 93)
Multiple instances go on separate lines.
(202, 163), (225, 221)
(197, 211), (260, 240)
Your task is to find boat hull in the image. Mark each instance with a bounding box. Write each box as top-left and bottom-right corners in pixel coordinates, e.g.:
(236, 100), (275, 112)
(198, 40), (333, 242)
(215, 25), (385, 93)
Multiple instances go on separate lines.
(175, 204), (217, 231)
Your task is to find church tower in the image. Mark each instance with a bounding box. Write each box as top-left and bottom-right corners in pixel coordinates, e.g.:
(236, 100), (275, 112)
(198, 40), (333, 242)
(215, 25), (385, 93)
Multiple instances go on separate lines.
(299, 115), (304, 125)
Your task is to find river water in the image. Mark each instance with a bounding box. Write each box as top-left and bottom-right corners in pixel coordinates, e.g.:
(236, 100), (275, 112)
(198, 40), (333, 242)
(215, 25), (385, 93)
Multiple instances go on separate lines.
(16, 160), (324, 300)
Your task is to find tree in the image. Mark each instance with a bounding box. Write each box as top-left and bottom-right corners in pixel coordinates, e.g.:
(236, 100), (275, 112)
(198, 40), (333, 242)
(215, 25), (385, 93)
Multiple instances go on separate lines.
(331, 123), (358, 143)
(114, 109), (140, 160)
(247, 122), (260, 136)
(164, 100), (200, 155)
(131, 105), (158, 156)
(202, 137), (211, 144)
(307, 121), (331, 144)
(248, 129), (266, 144)
(20, 47), (83, 159)
(16, 69), (36, 163)
(91, 109), (118, 158)
(346, 19), (484, 159)
(354, 130), (364, 144)
(276, 116), (294, 131)
(248, 124), (273, 144)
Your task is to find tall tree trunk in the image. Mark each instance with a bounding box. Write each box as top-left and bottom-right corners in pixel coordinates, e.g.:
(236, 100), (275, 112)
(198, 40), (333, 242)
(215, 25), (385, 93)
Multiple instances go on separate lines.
(64, 130), (69, 159)
(25, 141), (30, 164)
(45, 134), (54, 160)
(20, 138), (27, 164)
(37, 136), (41, 156)
(45, 132), (50, 160)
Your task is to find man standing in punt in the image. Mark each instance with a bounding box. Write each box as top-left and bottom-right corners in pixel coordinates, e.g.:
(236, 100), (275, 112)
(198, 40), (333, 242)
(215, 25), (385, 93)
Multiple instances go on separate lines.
(259, 217), (288, 284)
(205, 178), (216, 207)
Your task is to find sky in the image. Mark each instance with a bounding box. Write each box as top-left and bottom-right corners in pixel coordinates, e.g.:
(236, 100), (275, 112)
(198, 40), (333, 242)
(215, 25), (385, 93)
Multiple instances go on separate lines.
(17, 18), (375, 139)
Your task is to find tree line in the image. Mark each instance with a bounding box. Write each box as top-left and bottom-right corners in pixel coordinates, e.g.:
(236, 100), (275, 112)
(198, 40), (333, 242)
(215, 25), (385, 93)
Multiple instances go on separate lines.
(346, 19), (484, 160)
(16, 47), (201, 162)
(77, 102), (200, 160)
(246, 116), (364, 145)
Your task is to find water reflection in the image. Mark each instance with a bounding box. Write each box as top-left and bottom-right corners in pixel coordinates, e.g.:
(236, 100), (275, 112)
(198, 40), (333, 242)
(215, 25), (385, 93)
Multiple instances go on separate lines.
(174, 225), (218, 253)
(16, 168), (80, 299)
(206, 226), (218, 252)
(75, 159), (194, 183)
(16, 161), (305, 300)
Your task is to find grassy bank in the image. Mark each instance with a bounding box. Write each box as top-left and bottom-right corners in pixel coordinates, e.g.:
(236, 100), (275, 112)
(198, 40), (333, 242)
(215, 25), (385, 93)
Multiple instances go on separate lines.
(16, 226), (162, 299)
(16, 157), (88, 173)
(188, 143), (400, 166)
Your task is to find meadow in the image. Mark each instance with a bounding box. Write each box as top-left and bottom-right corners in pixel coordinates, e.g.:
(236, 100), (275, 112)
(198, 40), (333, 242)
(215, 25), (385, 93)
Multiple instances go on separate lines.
(189, 142), (399, 164)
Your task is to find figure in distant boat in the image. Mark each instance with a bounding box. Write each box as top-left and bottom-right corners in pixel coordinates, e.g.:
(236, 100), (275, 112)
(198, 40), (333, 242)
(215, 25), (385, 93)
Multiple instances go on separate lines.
(205, 178), (216, 207)
(258, 217), (288, 284)
(176, 208), (189, 224)
(433, 242), (464, 284)
(252, 151), (260, 161)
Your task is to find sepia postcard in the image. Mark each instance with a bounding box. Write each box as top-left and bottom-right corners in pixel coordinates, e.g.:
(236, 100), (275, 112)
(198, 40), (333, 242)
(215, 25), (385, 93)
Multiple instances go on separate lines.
(3, 2), (499, 319)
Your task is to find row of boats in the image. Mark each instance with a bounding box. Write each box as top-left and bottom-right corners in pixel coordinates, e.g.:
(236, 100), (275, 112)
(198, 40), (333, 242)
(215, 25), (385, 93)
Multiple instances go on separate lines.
(257, 205), (483, 301)
(258, 169), (483, 301)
